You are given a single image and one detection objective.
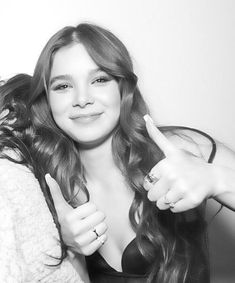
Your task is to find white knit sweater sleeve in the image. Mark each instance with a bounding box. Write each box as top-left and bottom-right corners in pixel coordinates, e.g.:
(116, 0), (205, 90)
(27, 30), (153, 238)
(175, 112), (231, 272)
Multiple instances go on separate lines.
(0, 193), (24, 282)
(0, 156), (84, 282)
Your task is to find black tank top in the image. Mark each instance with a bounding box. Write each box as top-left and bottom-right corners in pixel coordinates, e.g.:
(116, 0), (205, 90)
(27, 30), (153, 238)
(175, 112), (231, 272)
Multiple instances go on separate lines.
(86, 237), (152, 283)
(86, 234), (209, 283)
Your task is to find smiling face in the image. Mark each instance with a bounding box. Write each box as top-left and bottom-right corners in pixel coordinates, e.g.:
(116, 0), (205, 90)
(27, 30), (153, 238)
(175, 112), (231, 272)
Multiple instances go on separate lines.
(48, 43), (121, 148)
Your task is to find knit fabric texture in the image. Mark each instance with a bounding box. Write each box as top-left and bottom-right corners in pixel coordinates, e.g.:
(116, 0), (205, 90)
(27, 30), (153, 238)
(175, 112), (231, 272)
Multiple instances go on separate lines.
(0, 155), (83, 282)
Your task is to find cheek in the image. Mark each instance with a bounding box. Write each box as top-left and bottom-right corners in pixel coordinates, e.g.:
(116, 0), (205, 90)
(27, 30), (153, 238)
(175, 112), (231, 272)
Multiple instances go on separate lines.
(113, 93), (121, 119)
(48, 99), (69, 132)
(107, 87), (121, 114)
(49, 94), (69, 117)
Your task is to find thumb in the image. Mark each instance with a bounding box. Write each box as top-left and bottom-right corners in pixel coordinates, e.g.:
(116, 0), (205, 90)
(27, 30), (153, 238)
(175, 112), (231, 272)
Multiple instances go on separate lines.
(144, 114), (178, 156)
(45, 173), (73, 215)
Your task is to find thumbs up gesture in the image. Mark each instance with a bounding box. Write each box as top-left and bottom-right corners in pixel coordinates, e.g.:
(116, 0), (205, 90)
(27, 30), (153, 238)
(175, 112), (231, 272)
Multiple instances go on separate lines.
(45, 174), (107, 255)
(143, 114), (219, 212)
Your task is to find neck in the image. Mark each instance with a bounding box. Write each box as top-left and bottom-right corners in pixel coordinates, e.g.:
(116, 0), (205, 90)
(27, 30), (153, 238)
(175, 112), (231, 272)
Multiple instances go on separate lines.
(79, 135), (119, 184)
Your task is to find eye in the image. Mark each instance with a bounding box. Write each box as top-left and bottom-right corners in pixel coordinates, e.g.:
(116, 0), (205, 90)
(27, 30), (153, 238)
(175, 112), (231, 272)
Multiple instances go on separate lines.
(92, 75), (112, 85)
(52, 83), (71, 91)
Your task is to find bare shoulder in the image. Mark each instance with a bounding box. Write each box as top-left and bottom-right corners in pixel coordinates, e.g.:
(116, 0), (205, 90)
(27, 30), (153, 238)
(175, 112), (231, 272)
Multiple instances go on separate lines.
(212, 141), (235, 168)
(164, 128), (214, 160)
(164, 127), (235, 168)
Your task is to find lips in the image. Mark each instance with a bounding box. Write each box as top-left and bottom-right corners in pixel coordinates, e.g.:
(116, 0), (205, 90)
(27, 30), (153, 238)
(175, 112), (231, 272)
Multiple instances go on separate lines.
(70, 112), (102, 119)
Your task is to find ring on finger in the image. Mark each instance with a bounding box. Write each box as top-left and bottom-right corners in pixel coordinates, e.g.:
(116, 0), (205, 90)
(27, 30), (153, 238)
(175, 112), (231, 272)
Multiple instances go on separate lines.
(93, 228), (99, 239)
(144, 172), (158, 185)
(164, 195), (171, 204)
(164, 195), (176, 208)
(169, 202), (175, 208)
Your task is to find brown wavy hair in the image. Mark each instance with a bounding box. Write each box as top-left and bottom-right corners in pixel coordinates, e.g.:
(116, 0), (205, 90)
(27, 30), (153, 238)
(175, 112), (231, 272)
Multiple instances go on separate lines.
(0, 23), (214, 282)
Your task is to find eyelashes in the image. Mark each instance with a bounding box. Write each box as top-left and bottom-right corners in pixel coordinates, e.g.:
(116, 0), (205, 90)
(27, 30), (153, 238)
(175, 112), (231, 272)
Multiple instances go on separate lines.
(92, 75), (112, 84)
(51, 75), (113, 91)
(52, 83), (71, 91)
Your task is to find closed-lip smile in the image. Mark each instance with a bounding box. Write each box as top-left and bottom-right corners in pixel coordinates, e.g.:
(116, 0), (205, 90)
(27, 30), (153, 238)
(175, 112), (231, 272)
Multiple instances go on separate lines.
(70, 112), (103, 120)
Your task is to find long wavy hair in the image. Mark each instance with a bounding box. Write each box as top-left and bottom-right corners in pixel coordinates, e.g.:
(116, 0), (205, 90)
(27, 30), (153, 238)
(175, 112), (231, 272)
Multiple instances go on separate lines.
(0, 23), (214, 282)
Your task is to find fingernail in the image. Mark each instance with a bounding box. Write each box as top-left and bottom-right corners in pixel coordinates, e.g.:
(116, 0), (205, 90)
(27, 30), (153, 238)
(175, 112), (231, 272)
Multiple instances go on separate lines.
(99, 234), (107, 245)
(45, 173), (51, 180)
(143, 114), (148, 122)
(143, 114), (154, 123)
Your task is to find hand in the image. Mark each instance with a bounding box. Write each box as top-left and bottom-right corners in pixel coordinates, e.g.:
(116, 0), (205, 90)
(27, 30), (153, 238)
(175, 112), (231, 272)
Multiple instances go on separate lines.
(45, 174), (108, 255)
(143, 114), (219, 212)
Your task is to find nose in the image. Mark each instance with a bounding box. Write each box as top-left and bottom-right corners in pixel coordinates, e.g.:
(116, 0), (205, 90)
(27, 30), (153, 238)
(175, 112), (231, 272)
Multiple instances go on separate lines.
(72, 84), (94, 108)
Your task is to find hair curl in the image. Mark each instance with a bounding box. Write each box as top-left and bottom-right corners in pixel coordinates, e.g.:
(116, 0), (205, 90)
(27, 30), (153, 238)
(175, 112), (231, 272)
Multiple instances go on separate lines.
(0, 23), (213, 282)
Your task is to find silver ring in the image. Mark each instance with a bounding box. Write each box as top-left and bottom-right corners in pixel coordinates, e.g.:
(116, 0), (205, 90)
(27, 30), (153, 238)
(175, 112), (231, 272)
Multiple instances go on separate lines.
(93, 228), (99, 239)
(164, 195), (171, 204)
(144, 172), (158, 185)
(169, 202), (175, 208)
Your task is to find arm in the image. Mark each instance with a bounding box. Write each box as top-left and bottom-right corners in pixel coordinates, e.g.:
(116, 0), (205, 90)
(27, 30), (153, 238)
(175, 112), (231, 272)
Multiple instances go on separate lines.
(0, 193), (24, 282)
(68, 251), (91, 283)
(205, 142), (235, 211)
(166, 129), (235, 211)
(143, 115), (235, 212)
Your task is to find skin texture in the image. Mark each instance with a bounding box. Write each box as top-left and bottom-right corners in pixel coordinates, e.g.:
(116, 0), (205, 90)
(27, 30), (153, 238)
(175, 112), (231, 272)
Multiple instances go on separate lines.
(48, 43), (121, 148)
(45, 43), (235, 273)
(143, 115), (235, 212)
(46, 114), (235, 271)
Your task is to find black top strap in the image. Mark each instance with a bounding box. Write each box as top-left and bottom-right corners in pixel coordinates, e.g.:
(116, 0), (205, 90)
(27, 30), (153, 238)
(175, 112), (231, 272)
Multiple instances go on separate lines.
(160, 126), (217, 163)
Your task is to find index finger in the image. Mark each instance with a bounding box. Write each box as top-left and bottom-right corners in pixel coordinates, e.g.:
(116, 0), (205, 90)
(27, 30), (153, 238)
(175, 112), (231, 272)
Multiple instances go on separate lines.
(144, 114), (178, 156)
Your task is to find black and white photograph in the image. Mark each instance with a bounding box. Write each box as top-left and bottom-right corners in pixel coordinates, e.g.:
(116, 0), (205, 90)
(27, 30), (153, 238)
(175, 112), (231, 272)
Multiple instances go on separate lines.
(0, 1), (235, 282)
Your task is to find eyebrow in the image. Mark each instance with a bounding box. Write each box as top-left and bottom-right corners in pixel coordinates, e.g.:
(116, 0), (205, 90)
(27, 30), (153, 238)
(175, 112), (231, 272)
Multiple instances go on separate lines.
(49, 68), (104, 87)
(49, 74), (73, 87)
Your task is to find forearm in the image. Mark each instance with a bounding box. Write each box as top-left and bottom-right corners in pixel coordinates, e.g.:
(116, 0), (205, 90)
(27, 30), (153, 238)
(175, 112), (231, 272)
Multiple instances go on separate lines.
(68, 251), (91, 283)
(212, 165), (235, 211)
(0, 194), (24, 282)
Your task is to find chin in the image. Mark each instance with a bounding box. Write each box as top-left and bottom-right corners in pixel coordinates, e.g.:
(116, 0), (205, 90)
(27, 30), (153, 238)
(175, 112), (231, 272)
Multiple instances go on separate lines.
(75, 130), (116, 150)
(77, 138), (109, 149)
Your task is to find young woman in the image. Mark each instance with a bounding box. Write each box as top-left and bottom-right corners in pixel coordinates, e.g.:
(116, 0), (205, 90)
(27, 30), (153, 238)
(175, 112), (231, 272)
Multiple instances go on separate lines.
(1, 23), (235, 283)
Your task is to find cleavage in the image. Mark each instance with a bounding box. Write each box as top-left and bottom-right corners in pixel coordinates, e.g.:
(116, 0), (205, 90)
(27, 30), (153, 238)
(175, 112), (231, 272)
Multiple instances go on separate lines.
(98, 237), (151, 275)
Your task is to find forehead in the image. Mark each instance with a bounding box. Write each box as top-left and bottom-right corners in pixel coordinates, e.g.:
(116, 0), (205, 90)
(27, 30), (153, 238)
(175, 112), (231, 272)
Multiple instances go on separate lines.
(50, 43), (98, 76)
